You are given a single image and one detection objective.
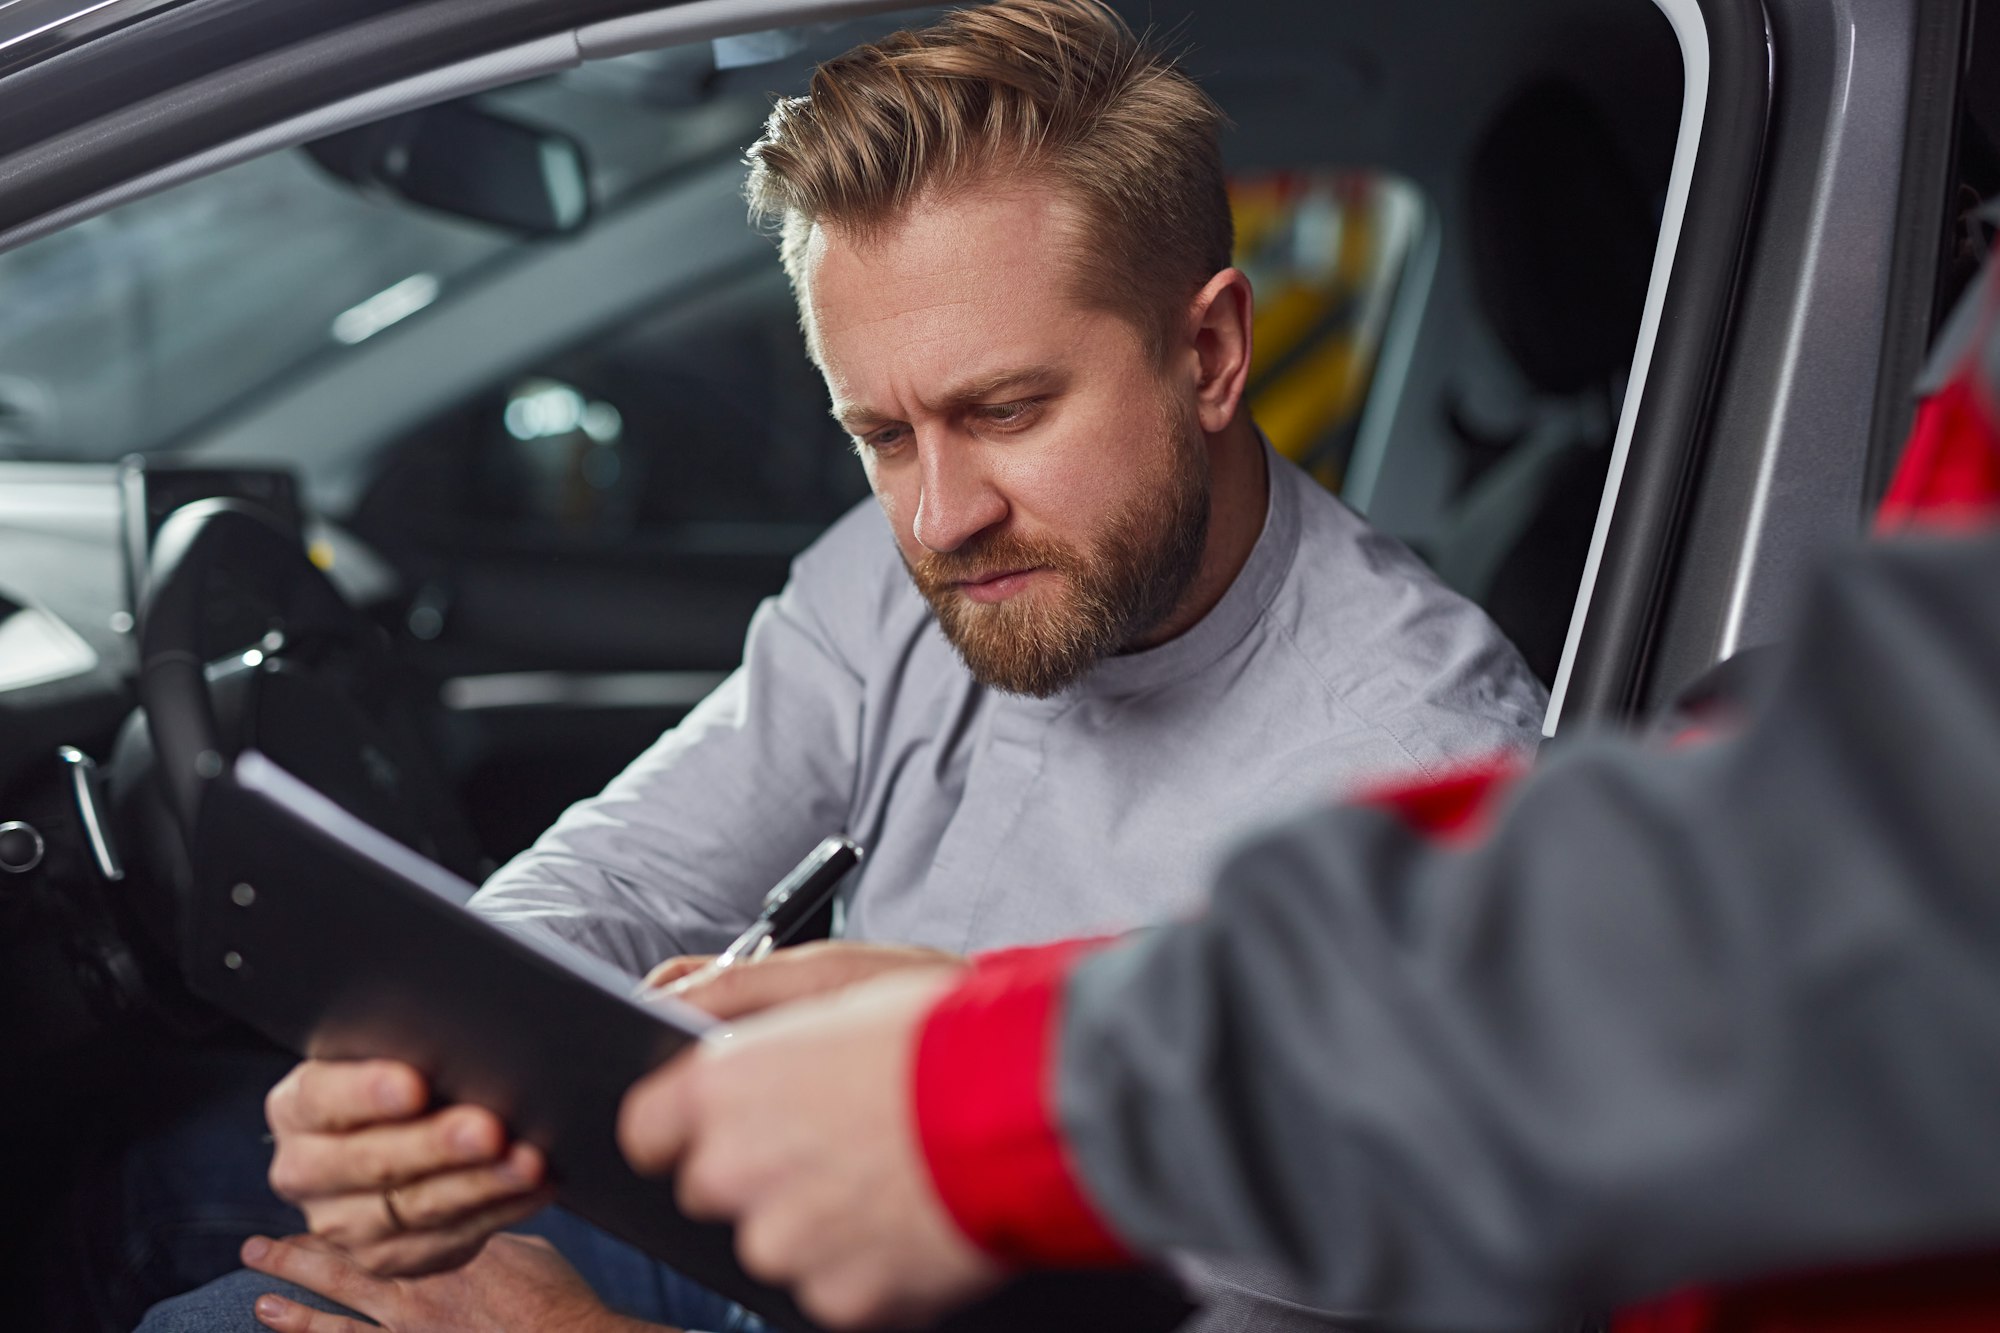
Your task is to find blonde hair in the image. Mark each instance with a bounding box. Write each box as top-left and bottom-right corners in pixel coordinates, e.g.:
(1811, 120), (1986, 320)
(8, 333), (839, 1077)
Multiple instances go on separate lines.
(745, 0), (1232, 357)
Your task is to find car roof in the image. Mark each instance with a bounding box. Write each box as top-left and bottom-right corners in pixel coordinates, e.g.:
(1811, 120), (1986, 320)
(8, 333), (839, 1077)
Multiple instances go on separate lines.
(0, 0), (197, 78)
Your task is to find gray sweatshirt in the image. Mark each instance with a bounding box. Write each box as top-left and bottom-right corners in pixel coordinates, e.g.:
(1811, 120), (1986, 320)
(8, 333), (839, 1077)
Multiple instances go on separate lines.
(469, 447), (1545, 973)
(468, 446), (1546, 1331)
(1052, 531), (2000, 1329)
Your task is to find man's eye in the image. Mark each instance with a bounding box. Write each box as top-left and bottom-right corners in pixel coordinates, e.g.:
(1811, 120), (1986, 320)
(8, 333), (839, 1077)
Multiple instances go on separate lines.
(857, 426), (909, 454)
(978, 400), (1042, 428)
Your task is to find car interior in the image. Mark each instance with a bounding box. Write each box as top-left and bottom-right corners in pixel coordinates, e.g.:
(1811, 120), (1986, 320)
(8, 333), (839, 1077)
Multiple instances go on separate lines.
(0, 0), (1693, 1325)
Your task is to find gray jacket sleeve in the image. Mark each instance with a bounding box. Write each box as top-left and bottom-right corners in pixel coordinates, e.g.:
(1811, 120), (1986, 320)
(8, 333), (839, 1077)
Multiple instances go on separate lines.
(1055, 532), (2000, 1329)
(467, 518), (873, 976)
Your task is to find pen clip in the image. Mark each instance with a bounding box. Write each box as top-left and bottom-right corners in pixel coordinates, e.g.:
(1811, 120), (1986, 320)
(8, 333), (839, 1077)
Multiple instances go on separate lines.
(712, 919), (775, 970)
(639, 836), (861, 1001)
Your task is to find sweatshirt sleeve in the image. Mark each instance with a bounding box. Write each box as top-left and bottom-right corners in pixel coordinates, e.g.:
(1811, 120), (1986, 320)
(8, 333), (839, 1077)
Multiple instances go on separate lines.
(914, 530), (2000, 1328)
(467, 506), (880, 976)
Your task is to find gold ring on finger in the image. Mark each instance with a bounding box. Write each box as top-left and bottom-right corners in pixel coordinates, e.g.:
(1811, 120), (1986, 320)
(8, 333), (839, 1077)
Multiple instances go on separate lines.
(382, 1186), (409, 1234)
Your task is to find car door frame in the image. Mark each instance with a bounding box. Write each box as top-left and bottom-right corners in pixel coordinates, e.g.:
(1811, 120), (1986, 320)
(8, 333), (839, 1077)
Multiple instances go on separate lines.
(1643, 0), (1969, 714)
(1539, 0), (1770, 734)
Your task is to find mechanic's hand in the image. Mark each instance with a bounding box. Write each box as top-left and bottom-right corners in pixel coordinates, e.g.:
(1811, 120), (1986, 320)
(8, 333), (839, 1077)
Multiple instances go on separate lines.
(264, 1059), (554, 1277)
(241, 1231), (657, 1333)
(618, 972), (1004, 1330)
(644, 940), (968, 1018)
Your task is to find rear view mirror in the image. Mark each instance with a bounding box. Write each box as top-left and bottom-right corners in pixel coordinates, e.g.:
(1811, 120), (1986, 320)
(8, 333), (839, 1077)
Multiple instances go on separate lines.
(305, 103), (591, 237)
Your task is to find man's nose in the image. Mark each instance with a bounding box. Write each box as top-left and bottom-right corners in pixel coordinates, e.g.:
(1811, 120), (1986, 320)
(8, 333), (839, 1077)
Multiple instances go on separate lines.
(912, 435), (1007, 554)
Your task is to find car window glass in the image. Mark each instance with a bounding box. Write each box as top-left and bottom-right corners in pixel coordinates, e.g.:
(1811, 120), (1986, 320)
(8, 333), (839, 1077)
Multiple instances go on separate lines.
(0, 62), (773, 464)
(1234, 171), (1426, 492)
(0, 153), (505, 461)
(356, 262), (866, 548)
(0, 0), (1691, 696)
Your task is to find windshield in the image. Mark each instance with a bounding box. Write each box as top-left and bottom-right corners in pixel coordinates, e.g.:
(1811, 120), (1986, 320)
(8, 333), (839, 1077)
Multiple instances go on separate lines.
(0, 51), (772, 463)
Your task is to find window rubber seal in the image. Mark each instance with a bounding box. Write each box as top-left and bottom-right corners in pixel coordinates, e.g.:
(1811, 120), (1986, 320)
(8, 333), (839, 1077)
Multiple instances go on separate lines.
(1543, 0), (1772, 735)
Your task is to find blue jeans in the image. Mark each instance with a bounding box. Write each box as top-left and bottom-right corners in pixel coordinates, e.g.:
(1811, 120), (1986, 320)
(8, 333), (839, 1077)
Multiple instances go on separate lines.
(109, 1048), (761, 1332)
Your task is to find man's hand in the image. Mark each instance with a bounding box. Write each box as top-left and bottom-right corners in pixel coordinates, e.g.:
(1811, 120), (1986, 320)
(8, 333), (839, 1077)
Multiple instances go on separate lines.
(264, 1060), (553, 1276)
(642, 941), (967, 1018)
(241, 1231), (653, 1333)
(618, 973), (1004, 1329)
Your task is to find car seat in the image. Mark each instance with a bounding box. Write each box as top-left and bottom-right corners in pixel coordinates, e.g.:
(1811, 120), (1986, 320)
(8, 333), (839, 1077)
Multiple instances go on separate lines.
(1432, 78), (1660, 685)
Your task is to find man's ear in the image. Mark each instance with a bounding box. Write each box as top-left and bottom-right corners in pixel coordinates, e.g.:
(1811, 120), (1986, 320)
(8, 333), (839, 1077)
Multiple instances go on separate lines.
(1185, 268), (1255, 434)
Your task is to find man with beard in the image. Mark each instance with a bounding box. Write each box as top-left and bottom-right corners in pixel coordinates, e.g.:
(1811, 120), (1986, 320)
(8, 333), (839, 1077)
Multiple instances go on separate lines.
(131, 3), (1543, 1331)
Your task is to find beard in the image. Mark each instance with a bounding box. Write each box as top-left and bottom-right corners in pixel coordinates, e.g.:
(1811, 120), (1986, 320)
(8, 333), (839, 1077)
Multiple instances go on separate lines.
(907, 411), (1211, 698)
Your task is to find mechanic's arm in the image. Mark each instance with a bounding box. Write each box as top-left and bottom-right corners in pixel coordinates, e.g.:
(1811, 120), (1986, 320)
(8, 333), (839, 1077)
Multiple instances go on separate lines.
(618, 532), (2000, 1329)
(998, 532), (2000, 1325)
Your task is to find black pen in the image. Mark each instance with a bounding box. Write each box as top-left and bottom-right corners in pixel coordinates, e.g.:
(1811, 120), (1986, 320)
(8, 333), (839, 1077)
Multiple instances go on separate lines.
(657, 836), (863, 993)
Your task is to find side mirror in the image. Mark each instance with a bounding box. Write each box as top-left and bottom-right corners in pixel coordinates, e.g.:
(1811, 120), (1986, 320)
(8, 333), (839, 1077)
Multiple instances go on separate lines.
(305, 103), (591, 237)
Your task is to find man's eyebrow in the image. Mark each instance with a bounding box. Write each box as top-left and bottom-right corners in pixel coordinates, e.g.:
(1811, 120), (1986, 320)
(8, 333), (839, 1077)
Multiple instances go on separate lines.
(944, 364), (1065, 405)
(830, 365), (1065, 430)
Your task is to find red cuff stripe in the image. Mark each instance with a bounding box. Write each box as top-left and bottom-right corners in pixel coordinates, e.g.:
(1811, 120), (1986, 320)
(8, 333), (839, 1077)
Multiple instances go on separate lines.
(1876, 378), (2000, 534)
(967, 935), (1120, 975)
(1877, 252), (2000, 534)
(1359, 757), (1526, 845)
(914, 939), (1134, 1269)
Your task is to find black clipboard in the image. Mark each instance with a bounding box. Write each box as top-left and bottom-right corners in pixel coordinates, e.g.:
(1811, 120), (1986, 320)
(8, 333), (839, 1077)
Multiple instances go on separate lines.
(189, 751), (1194, 1333)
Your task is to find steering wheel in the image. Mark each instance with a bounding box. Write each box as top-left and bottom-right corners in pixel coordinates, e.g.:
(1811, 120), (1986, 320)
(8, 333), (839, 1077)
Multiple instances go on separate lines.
(128, 498), (482, 984)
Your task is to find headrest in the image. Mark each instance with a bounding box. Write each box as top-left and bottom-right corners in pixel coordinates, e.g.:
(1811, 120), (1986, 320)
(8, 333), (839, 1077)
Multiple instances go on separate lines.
(1466, 78), (1658, 396)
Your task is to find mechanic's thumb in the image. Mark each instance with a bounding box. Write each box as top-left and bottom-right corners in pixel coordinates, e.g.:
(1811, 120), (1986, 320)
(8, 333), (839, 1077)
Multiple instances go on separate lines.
(617, 1051), (701, 1178)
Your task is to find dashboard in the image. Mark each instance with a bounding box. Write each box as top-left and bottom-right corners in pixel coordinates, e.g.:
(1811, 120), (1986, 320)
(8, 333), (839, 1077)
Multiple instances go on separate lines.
(0, 460), (397, 799)
(0, 457), (422, 1075)
(0, 463), (137, 797)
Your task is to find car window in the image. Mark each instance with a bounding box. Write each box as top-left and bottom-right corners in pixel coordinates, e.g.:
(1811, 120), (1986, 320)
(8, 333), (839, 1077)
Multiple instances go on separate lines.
(0, 151), (503, 461)
(0, 0), (1692, 698)
(355, 262), (866, 548)
(1233, 170), (1426, 492)
(0, 61), (771, 464)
